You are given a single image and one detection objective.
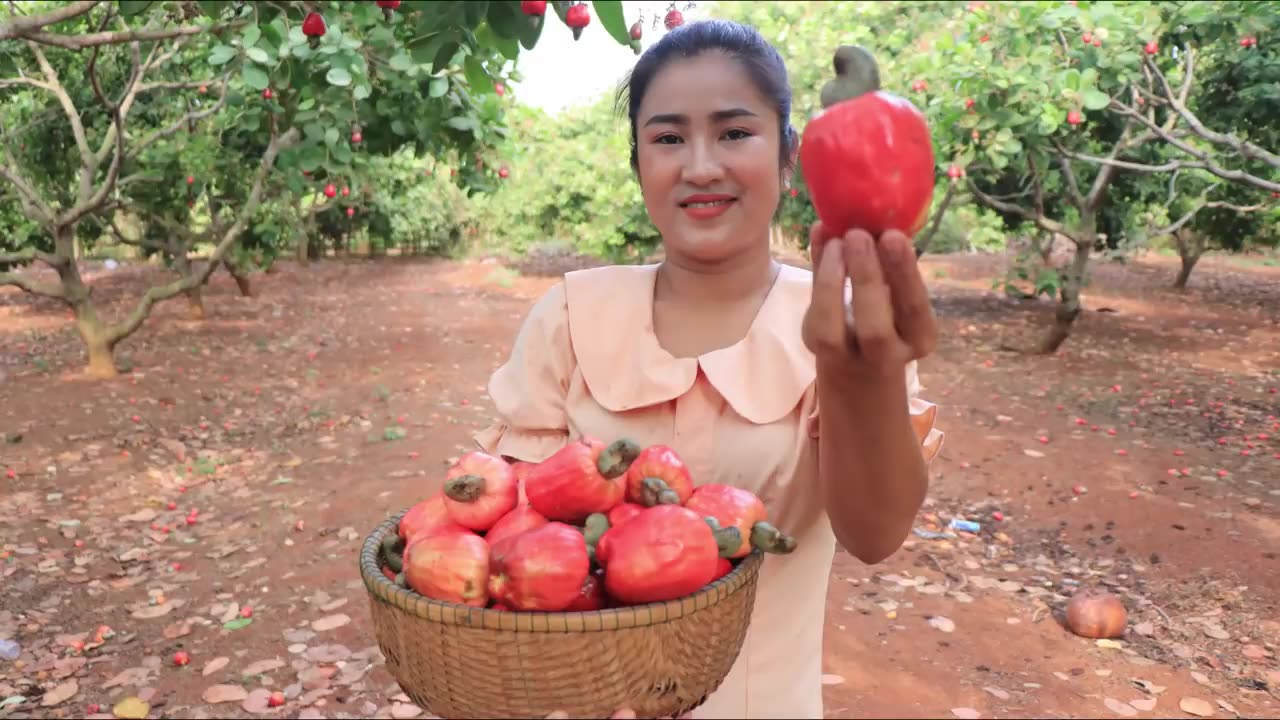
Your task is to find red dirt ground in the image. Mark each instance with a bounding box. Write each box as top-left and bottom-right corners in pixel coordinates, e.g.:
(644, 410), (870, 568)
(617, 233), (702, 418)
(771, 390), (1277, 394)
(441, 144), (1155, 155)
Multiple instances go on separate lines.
(1, 250), (1277, 720)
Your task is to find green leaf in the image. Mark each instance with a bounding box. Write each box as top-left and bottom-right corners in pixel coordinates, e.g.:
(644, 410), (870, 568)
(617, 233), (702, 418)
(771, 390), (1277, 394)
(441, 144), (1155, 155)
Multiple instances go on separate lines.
(592, 0), (631, 46)
(409, 33), (449, 65)
(464, 56), (490, 92)
(1082, 89), (1111, 110)
(298, 146), (325, 171)
(518, 13), (545, 50)
(197, 0), (231, 20)
(389, 52), (414, 72)
(222, 617), (253, 631)
(432, 42), (462, 74)
(446, 115), (477, 132)
(326, 67), (353, 87)
(242, 24), (261, 49)
(463, 0), (489, 29)
(429, 77), (449, 98)
(208, 44), (237, 65)
(245, 47), (271, 64)
(325, 127), (339, 146)
(241, 64), (269, 91)
(118, 1), (153, 17)
(333, 144), (353, 163)
(354, 83), (372, 101)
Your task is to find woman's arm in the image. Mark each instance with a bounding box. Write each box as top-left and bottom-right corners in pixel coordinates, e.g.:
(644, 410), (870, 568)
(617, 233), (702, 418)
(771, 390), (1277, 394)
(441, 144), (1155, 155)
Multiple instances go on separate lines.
(816, 368), (928, 565)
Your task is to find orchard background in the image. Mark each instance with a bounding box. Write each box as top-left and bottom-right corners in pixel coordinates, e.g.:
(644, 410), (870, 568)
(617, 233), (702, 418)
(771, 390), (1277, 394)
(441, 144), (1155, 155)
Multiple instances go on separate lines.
(2, 1), (1279, 719)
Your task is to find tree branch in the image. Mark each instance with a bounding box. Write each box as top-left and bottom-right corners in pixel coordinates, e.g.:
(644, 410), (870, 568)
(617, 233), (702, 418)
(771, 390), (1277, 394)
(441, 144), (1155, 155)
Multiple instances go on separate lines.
(14, 23), (234, 51)
(914, 180), (959, 257)
(966, 179), (1069, 239)
(0, 1), (99, 42)
(0, 270), (67, 300)
(26, 40), (94, 170)
(1144, 50), (1280, 170)
(127, 71), (231, 159)
(105, 127), (301, 345)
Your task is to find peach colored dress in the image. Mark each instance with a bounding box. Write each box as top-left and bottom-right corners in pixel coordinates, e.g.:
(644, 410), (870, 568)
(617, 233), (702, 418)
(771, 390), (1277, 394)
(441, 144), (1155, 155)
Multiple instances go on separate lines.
(474, 262), (943, 719)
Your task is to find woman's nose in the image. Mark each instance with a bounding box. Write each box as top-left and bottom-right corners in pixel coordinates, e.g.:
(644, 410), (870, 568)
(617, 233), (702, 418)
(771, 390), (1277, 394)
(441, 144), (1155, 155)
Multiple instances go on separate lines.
(681, 140), (725, 185)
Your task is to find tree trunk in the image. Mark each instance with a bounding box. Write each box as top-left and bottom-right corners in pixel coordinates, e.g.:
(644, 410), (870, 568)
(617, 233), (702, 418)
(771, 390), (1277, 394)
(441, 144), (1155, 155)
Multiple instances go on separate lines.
(1037, 226), (1094, 354)
(296, 233), (310, 264)
(173, 254), (205, 319)
(48, 226), (119, 377)
(224, 259), (254, 296)
(71, 300), (117, 378)
(1172, 228), (1204, 290)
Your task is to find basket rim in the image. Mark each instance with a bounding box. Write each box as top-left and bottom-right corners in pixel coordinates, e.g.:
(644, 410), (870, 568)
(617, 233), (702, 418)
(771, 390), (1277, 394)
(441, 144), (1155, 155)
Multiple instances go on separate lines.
(359, 508), (763, 631)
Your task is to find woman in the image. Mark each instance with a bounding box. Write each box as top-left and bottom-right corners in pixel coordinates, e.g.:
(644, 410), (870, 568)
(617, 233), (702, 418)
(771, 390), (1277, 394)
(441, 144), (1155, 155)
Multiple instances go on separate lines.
(476, 19), (944, 720)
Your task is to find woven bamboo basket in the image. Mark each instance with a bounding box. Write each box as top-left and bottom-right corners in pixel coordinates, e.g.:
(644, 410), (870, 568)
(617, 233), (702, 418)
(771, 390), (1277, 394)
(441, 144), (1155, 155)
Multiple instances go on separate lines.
(359, 509), (763, 720)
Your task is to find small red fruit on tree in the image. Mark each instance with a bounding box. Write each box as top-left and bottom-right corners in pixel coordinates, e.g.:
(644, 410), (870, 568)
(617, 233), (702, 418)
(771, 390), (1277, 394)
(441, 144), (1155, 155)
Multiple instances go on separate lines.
(1092, 38), (1102, 48)
(323, 183), (336, 199)
(565, 3), (590, 40)
(302, 11), (326, 48)
(499, 166), (510, 179)
(341, 186), (350, 197)
(495, 82), (505, 96)
(911, 79), (927, 92)
(1067, 110), (1083, 125)
(1082, 32), (1092, 44)
(630, 20), (643, 40)
(521, 0), (547, 16)
(198, 85), (207, 94)
(376, 0), (401, 20)
(665, 9), (685, 30)
(964, 97), (975, 110)
(947, 165), (965, 180)
(799, 46), (935, 238)
(186, 175), (195, 185)
(346, 207), (355, 217)
(262, 88), (273, 100)
(1144, 40), (1159, 55)
(351, 130), (362, 144)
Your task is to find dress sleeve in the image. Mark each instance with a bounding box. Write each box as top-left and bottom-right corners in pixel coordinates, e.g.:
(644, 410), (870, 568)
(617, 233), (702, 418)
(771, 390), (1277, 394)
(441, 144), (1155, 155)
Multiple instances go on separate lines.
(807, 360), (944, 463)
(473, 282), (575, 463)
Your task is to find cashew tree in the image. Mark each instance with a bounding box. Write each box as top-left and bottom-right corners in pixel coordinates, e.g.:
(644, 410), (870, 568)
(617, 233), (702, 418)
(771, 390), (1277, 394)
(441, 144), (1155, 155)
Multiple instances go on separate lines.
(0, 0), (636, 377)
(897, 0), (1278, 352)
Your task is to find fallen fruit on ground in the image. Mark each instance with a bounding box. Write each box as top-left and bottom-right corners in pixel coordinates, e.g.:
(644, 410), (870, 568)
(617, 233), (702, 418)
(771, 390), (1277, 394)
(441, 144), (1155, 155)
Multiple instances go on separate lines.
(1065, 589), (1128, 639)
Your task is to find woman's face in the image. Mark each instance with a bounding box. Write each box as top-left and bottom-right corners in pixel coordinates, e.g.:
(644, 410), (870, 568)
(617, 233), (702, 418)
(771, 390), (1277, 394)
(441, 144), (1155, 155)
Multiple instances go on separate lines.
(635, 52), (786, 265)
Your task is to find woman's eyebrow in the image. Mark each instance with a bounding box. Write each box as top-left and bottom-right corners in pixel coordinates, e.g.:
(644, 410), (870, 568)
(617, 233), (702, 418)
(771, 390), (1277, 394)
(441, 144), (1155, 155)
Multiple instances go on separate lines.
(643, 108), (759, 127)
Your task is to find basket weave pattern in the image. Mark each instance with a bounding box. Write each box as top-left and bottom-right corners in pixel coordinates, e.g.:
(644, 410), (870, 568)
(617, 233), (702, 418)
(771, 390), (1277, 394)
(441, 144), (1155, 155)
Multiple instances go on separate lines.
(360, 510), (762, 719)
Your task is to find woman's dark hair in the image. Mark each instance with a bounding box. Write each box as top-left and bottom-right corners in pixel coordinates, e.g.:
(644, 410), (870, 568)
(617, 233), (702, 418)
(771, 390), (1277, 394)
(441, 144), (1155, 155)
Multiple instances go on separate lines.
(615, 19), (798, 178)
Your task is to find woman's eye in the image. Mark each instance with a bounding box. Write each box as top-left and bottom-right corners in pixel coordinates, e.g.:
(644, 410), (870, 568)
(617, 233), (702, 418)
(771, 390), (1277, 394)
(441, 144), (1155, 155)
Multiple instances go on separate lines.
(654, 134), (681, 145)
(724, 128), (752, 141)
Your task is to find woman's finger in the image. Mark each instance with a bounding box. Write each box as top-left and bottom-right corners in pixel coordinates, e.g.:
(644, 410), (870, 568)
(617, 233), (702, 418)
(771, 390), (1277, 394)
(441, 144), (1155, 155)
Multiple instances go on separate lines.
(810, 237), (848, 338)
(876, 231), (937, 357)
(808, 221), (830, 273)
(611, 709), (638, 719)
(842, 230), (898, 359)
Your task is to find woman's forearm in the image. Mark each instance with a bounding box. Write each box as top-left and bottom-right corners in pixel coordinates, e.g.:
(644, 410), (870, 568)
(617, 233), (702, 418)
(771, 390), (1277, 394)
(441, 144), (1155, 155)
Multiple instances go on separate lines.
(817, 365), (929, 564)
